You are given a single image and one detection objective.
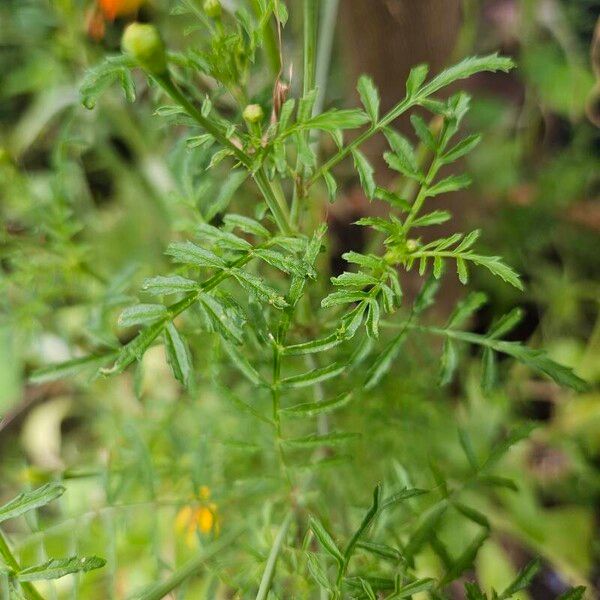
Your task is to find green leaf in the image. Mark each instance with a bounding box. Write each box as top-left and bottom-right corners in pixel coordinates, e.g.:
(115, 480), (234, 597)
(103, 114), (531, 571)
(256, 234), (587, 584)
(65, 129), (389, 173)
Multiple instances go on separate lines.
(344, 484), (382, 563)
(374, 187), (411, 211)
(30, 353), (117, 384)
(439, 339), (458, 386)
(442, 134), (481, 163)
(321, 290), (369, 308)
(481, 347), (497, 393)
(331, 271), (379, 288)
(285, 432), (360, 449)
(351, 148), (376, 199)
(412, 210), (452, 227)
(458, 428), (479, 470)
(457, 257), (469, 284)
(199, 294), (245, 344)
(303, 109), (369, 131)
(197, 223), (252, 251)
(499, 559), (541, 599)
(426, 174), (472, 197)
(0, 484), (65, 523)
(166, 241), (226, 269)
(557, 587), (587, 600)
(17, 556), (106, 582)
(405, 64), (429, 97)
(420, 54), (514, 97)
(277, 98), (296, 133)
(281, 392), (353, 418)
(380, 488), (428, 510)
(280, 363), (345, 389)
(383, 129), (420, 179)
(357, 75), (380, 122)
(309, 517), (344, 568)
(223, 214), (270, 238)
(360, 579), (377, 600)
(410, 114), (436, 150)
(494, 343), (588, 391)
(164, 323), (192, 387)
(254, 249), (314, 278)
(366, 299), (381, 339)
(104, 320), (166, 374)
(231, 269), (288, 309)
(142, 275), (198, 296)
(466, 255), (522, 290)
(488, 308), (524, 339)
(80, 55), (135, 109)
(355, 541), (402, 563)
(283, 334), (341, 356)
(394, 578), (435, 598)
(323, 171), (338, 203)
(118, 304), (167, 327)
(364, 328), (408, 390)
(454, 502), (490, 529)
(306, 553), (331, 589)
(447, 292), (487, 328)
(186, 133), (215, 150)
(342, 251), (382, 270)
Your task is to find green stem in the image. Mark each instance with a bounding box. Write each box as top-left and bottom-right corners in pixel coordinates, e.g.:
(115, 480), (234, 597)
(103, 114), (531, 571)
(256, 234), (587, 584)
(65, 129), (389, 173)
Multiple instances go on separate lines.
(255, 511), (293, 600)
(0, 531), (45, 600)
(314, 0), (340, 119)
(290, 0), (320, 225)
(402, 157), (442, 233)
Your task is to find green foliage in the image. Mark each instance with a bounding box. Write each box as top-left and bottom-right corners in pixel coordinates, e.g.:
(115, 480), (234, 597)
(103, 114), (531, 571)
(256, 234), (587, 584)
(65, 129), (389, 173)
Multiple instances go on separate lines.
(1, 1), (595, 599)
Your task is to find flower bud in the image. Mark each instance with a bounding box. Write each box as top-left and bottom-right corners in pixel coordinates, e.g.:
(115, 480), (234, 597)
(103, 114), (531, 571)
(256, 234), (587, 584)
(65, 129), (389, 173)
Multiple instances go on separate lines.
(122, 23), (167, 75)
(203, 0), (222, 18)
(406, 239), (419, 252)
(243, 104), (264, 124)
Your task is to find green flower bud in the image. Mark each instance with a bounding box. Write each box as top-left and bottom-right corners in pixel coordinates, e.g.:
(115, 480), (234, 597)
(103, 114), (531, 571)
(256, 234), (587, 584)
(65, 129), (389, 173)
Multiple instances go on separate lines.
(406, 239), (419, 252)
(203, 0), (222, 18)
(243, 104), (264, 124)
(122, 23), (167, 75)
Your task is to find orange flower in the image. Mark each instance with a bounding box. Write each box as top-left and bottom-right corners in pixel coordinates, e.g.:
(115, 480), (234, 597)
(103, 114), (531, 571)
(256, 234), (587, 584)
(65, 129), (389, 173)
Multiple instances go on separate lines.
(87, 0), (144, 41)
(174, 486), (220, 547)
(99, 0), (145, 20)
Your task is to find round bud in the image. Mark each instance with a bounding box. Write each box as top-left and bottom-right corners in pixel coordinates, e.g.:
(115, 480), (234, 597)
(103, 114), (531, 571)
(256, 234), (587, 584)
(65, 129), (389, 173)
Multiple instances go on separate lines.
(243, 104), (264, 124)
(122, 23), (167, 75)
(203, 0), (222, 18)
(406, 239), (419, 252)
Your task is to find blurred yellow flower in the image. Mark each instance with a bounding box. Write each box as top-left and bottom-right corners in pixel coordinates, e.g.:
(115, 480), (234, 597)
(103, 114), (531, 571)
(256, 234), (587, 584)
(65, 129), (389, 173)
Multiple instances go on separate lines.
(175, 486), (220, 546)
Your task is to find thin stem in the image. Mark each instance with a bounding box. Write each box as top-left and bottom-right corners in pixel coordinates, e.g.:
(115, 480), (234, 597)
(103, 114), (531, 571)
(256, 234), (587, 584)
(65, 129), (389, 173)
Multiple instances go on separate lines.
(0, 531), (45, 600)
(303, 0), (319, 98)
(313, 0), (340, 119)
(308, 96), (416, 188)
(255, 511), (293, 600)
(402, 157), (442, 233)
(290, 0), (320, 224)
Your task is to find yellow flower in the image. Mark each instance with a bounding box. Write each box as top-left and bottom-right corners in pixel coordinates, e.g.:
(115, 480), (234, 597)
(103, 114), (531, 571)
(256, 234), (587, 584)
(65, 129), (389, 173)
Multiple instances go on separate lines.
(175, 487), (220, 547)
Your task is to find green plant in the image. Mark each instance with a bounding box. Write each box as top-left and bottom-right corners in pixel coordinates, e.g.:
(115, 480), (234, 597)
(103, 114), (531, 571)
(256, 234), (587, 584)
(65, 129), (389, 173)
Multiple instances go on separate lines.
(3, 1), (592, 598)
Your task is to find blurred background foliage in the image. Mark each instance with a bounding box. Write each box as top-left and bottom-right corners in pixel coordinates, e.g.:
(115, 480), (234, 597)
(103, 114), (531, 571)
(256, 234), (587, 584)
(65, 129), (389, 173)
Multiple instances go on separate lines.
(0, 0), (599, 598)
